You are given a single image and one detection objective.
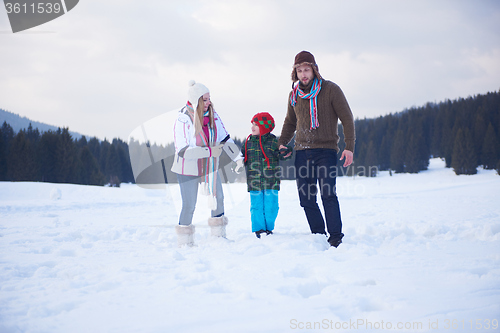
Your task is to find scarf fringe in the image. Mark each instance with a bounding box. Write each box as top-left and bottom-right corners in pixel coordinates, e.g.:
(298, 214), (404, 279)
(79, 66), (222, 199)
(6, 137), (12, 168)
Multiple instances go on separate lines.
(186, 102), (219, 210)
(198, 120), (218, 210)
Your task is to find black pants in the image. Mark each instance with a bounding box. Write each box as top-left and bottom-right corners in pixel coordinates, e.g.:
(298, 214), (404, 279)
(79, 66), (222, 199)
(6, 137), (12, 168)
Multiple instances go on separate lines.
(294, 149), (343, 239)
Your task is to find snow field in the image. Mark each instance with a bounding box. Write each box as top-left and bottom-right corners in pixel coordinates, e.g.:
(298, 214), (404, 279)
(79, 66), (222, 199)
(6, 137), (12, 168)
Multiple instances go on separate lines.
(0, 159), (499, 332)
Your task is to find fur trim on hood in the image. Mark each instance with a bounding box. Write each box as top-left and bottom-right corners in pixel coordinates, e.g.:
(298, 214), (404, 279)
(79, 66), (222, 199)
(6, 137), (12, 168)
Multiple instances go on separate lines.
(291, 62), (323, 82)
(291, 51), (323, 82)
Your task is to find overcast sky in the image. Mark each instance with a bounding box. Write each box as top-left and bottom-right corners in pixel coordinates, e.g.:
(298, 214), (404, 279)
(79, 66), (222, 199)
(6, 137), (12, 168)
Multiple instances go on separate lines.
(1, 0), (499, 143)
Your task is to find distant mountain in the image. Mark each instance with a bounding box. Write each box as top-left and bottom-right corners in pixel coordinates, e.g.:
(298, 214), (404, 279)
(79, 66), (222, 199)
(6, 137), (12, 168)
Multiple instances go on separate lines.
(0, 108), (83, 139)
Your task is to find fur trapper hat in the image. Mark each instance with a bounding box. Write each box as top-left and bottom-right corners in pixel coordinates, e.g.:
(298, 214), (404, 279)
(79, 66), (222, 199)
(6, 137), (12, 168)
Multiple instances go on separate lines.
(291, 50), (323, 82)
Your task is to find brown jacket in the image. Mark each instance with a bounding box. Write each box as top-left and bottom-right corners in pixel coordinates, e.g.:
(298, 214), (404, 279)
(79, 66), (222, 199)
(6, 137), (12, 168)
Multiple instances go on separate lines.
(278, 80), (355, 153)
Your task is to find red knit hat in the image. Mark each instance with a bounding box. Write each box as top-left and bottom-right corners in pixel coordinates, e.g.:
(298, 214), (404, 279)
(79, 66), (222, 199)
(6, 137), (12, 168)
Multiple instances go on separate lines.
(245, 112), (276, 168)
(252, 112), (275, 135)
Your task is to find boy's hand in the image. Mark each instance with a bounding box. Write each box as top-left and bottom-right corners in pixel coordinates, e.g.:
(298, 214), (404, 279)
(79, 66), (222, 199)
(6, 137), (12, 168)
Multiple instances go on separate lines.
(279, 145), (292, 158)
(234, 159), (245, 174)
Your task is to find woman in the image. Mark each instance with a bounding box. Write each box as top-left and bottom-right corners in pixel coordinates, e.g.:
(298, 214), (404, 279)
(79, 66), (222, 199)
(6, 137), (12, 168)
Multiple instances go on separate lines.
(171, 80), (243, 246)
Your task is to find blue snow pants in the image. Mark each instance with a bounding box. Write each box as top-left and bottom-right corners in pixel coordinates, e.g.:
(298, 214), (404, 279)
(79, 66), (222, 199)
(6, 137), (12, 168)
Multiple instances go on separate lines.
(250, 189), (279, 232)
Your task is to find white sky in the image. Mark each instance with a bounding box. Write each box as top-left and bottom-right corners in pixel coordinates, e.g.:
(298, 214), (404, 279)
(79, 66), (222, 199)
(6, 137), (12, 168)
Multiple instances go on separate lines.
(1, 0), (499, 142)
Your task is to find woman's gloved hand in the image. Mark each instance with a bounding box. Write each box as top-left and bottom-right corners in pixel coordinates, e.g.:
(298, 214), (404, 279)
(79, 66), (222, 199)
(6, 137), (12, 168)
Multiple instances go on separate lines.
(210, 144), (225, 158)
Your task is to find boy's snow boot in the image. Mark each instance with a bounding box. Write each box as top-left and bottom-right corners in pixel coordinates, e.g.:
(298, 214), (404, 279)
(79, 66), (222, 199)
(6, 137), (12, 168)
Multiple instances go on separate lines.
(175, 224), (195, 247)
(208, 216), (228, 238)
(255, 229), (266, 238)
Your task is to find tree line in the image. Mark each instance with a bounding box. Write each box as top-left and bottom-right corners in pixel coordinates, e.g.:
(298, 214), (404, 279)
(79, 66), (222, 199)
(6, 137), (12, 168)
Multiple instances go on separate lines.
(1, 90), (499, 186)
(0, 123), (134, 186)
(338, 90), (500, 176)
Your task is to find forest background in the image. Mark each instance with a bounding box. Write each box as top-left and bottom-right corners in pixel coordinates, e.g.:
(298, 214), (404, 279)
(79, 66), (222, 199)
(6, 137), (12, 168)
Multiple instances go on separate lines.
(1, 90), (499, 186)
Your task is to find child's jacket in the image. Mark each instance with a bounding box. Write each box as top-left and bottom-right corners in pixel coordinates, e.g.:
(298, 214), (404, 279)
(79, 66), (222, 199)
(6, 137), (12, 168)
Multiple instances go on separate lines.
(241, 133), (286, 192)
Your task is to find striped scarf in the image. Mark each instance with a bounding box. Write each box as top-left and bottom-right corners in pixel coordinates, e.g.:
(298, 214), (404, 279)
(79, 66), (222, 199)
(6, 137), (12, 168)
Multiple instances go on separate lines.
(290, 78), (322, 129)
(186, 104), (218, 210)
(198, 111), (218, 211)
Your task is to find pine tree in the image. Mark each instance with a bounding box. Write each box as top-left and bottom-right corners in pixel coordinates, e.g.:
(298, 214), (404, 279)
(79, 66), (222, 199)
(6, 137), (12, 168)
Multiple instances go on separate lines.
(364, 140), (378, 177)
(390, 129), (406, 173)
(79, 146), (105, 185)
(88, 137), (101, 161)
(354, 141), (366, 174)
(0, 126), (6, 180)
(379, 135), (391, 171)
(99, 140), (110, 175)
(1, 123), (14, 171)
(116, 142), (133, 183)
(440, 101), (455, 167)
(38, 130), (59, 182)
(26, 123), (40, 144)
(481, 123), (499, 169)
(473, 110), (487, 165)
(76, 136), (88, 150)
(105, 144), (121, 186)
(451, 128), (478, 175)
(7, 131), (37, 181)
(405, 134), (420, 173)
(56, 128), (77, 183)
(404, 130), (429, 173)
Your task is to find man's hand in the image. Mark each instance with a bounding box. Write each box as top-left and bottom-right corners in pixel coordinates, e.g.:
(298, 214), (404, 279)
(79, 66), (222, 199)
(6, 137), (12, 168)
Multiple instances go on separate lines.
(340, 150), (353, 167)
(279, 145), (292, 158)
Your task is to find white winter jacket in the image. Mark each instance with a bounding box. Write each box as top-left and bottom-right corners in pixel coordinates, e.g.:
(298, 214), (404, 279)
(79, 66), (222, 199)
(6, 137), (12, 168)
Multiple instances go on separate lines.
(171, 107), (240, 176)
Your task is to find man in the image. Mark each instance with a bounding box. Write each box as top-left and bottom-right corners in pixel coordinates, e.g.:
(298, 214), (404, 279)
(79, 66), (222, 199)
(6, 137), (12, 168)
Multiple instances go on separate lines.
(278, 50), (355, 248)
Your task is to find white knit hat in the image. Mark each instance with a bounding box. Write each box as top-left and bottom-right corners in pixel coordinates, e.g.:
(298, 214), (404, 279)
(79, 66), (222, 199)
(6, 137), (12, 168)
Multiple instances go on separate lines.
(187, 80), (209, 111)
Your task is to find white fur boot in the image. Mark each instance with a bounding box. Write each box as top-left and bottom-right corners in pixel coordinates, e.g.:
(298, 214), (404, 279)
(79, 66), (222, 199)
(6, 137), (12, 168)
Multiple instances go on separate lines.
(175, 224), (195, 247)
(207, 216), (228, 238)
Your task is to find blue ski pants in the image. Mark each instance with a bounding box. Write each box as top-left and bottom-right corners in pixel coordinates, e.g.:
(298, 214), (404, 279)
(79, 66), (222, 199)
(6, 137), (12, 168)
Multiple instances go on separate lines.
(250, 189), (279, 232)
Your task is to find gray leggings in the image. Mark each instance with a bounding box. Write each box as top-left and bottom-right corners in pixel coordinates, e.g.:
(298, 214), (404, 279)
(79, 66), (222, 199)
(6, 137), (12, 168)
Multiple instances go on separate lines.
(176, 173), (224, 225)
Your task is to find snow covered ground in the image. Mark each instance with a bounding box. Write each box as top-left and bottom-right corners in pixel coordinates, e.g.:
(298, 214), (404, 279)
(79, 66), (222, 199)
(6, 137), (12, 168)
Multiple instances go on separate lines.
(1, 158), (499, 333)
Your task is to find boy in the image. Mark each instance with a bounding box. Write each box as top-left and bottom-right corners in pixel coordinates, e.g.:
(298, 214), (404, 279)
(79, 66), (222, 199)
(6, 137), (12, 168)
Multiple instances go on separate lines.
(241, 112), (292, 238)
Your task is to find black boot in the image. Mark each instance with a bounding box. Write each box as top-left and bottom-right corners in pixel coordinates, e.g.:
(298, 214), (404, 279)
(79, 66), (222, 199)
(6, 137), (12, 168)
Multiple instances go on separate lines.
(327, 233), (344, 248)
(255, 230), (266, 238)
